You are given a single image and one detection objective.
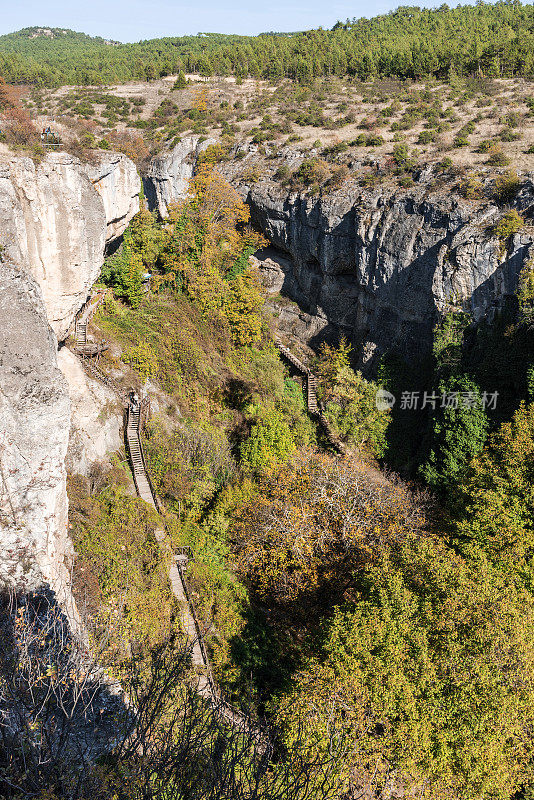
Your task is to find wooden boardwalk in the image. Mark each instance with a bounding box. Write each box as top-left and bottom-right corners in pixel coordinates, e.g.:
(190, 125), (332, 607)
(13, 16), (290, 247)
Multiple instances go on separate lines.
(73, 289), (109, 357)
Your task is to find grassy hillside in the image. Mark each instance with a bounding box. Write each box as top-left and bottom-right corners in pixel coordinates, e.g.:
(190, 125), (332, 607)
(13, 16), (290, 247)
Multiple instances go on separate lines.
(1, 3), (534, 86)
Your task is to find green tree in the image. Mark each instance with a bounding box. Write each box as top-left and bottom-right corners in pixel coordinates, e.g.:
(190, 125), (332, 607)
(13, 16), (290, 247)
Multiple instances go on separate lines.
(240, 406), (295, 474)
(420, 374), (488, 492)
(315, 337), (390, 456)
(275, 537), (534, 800)
(454, 401), (534, 567)
(174, 70), (187, 89)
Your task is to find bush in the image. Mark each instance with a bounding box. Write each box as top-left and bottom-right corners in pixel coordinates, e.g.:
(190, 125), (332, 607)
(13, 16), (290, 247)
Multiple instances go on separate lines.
(291, 157), (330, 188)
(493, 209), (524, 242)
(420, 374), (489, 493)
(392, 143), (415, 170)
(417, 130), (434, 144)
(458, 172), (483, 199)
(487, 147), (510, 166)
(240, 407), (295, 474)
(494, 169), (520, 203)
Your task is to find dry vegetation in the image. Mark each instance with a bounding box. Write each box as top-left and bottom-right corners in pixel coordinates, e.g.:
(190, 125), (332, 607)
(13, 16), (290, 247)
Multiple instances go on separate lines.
(18, 73), (534, 176)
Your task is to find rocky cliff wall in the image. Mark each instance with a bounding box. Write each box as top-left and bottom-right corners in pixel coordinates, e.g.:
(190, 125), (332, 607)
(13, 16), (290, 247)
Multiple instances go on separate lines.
(144, 135), (215, 217)
(0, 150), (138, 627)
(0, 259), (72, 599)
(0, 152), (140, 340)
(57, 348), (123, 476)
(146, 146), (534, 368)
(245, 178), (534, 368)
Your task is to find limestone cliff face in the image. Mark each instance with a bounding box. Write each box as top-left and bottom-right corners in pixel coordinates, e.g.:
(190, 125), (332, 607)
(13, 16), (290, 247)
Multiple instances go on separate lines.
(84, 153), (141, 242)
(144, 135), (215, 217)
(57, 348), (123, 476)
(244, 179), (534, 368)
(0, 259), (72, 598)
(0, 152), (140, 341)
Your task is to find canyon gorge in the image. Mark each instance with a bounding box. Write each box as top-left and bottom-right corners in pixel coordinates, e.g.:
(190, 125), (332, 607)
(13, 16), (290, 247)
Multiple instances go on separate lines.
(1, 137), (534, 617)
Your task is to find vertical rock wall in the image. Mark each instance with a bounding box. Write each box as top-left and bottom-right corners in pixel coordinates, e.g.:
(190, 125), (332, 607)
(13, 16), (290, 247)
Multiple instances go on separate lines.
(0, 260), (71, 599)
(0, 152), (140, 341)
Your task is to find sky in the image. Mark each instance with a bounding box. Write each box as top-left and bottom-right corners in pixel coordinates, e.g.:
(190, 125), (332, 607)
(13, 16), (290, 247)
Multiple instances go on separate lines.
(0, 0), (464, 41)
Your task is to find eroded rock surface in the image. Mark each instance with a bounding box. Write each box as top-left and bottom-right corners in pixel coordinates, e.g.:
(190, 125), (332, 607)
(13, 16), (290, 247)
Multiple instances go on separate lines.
(144, 135), (215, 217)
(0, 259), (72, 597)
(57, 348), (124, 476)
(84, 153), (141, 242)
(244, 179), (534, 369)
(0, 152), (139, 340)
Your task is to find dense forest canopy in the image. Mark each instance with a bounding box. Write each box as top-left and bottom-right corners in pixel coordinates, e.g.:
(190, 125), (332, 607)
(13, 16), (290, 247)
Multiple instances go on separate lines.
(1, 2), (534, 86)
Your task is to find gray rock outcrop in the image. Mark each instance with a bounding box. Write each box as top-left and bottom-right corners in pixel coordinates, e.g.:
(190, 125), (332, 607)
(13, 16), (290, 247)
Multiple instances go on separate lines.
(144, 135), (215, 217)
(146, 141), (534, 368)
(0, 259), (72, 599)
(84, 153), (141, 242)
(0, 152), (140, 340)
(244, 179), (534, 368)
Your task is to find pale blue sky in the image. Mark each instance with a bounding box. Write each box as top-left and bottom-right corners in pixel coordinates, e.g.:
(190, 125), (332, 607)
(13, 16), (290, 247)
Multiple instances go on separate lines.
(0, 0), (465, 41)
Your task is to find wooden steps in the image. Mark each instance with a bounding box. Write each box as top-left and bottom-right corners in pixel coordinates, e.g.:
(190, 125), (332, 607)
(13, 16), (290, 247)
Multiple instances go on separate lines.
(75, 321), (87, 347)
(123, 397), (267, 744)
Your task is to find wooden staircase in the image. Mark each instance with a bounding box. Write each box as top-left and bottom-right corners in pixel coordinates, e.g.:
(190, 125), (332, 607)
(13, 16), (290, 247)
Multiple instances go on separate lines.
(72, 289), (110, 357)
(125, 399), (267, 743)
(126, 405), (154, 505)
(75, 321), (87, 348)
(307, 374), (318, 414)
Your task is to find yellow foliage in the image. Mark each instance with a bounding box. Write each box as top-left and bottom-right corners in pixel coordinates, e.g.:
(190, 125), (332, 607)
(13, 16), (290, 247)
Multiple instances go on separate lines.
(231, 452), (426, 602)
(192, 86), (208, 113)
(163, 164), (265, 346)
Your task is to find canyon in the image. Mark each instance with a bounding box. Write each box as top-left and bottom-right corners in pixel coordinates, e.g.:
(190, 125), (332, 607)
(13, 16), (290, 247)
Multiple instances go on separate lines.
(147, 141), (534, 369)
(2, 137), (534, 616)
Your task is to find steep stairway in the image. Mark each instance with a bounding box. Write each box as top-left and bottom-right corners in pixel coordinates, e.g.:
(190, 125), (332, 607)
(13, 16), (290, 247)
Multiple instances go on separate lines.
(124, 399), (266, 741)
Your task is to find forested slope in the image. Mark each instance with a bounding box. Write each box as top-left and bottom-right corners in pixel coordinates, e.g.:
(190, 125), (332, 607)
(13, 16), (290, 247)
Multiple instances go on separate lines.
(2, 3), (534, 86)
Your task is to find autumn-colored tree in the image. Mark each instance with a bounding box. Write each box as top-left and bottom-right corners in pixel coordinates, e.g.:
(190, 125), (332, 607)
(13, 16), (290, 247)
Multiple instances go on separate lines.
(274, 542), (534, 800)
(230, 452), (426, 604)
(161, 165), (265, 345)
(0, 76), (19, 111)
(192, 86), (208, 114)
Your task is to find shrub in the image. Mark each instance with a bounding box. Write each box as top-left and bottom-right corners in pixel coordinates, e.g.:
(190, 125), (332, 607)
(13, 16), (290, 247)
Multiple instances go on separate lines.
(291, 157), (330, 188)
(494, 169), (520, 203)
(274, 163), (291, 181)
(493, 209), (524, 242)
(366, 133), (385, 146)
(458, 172), (484, 200)
(417, 130), (434, 144)
(487, 147), (510, 166)
(240, 407), (295, 474)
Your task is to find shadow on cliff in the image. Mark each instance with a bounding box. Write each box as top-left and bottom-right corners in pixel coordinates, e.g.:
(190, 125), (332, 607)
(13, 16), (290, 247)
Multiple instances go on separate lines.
(0, 587), (127, 797)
